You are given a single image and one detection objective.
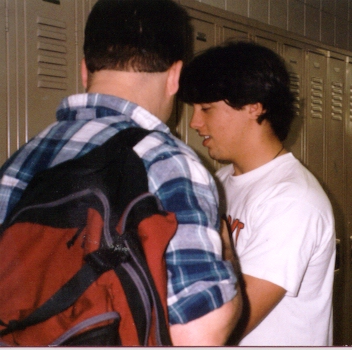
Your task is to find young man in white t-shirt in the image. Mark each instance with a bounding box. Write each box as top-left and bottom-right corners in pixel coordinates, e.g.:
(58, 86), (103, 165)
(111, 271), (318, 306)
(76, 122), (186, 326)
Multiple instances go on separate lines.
(179, 41), (336, 346)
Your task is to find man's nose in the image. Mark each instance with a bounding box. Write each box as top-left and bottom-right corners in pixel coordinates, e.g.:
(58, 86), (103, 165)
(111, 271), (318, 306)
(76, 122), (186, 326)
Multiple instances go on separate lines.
(190, 108), (203, 130)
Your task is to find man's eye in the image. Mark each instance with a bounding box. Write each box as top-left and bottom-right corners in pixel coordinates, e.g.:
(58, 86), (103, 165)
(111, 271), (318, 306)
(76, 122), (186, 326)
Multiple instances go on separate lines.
(201, 105), (211, 111)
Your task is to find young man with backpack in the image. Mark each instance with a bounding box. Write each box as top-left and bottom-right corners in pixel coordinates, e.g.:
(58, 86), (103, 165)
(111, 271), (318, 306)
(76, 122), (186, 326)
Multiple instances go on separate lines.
(0, 0), (241, 346)
(179, 41), (335, 346)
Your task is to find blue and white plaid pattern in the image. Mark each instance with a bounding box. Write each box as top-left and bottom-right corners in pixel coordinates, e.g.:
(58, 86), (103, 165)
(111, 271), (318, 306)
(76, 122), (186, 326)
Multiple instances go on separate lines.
(0, 93), (237, 324)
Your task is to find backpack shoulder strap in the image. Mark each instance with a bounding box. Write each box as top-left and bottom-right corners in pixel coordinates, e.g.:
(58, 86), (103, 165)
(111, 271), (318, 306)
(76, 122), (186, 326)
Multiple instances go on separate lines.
(1, 127), (153, 231)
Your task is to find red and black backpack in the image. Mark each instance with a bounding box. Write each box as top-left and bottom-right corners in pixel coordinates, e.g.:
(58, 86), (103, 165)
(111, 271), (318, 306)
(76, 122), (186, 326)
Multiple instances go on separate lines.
(0, 127), (177, 346)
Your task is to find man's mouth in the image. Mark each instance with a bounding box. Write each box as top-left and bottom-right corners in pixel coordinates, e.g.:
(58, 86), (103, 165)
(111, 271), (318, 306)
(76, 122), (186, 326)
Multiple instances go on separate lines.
(202, 135), (211, 147)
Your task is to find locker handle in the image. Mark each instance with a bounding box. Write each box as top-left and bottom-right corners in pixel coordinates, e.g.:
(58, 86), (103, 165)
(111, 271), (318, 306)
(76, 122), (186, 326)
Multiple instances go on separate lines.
(335, 239), (340, 271)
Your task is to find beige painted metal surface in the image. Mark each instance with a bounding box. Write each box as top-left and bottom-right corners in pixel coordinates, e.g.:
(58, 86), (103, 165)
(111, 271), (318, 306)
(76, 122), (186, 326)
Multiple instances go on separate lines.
(1, 0), (352, 345)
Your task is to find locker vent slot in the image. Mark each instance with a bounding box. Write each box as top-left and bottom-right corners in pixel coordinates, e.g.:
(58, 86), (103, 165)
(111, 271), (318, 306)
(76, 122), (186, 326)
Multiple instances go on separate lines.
(331, 81), (343, 121)
(43, 0), (61, 4)
(310, 77), (323, 119)
(196, 32), (207, 42)
(289, 72), (301, 115)
(37, 16), (67, 90)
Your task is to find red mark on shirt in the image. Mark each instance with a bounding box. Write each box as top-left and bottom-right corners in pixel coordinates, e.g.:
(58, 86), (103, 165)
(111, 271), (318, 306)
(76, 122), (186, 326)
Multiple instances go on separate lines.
(227, 215), (245, 245)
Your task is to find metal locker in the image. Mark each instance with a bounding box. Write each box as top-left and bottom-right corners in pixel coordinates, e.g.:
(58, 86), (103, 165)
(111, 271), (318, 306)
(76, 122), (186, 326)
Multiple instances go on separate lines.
(344, 59), (352, 345)
(255, 35), (279, 53)
(346, 61), (352, 234)
(3, 0), (28, 163)
(306, 50), (326, 185)
(3, 0), (81, 165)
(222, 24), (249, 42)
(328, 54), (347, 345)
(0, 0), (7, 164)
(326, 54), (346, 237)
(283, 44), (305, 162)
(2, 0), (352, 343)
(24, 0), (80, 136)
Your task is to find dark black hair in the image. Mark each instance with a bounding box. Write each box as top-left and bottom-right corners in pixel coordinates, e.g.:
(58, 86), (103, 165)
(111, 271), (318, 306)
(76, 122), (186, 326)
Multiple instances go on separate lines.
(84, 0), (193, 73)
(179, 41), (296, 141)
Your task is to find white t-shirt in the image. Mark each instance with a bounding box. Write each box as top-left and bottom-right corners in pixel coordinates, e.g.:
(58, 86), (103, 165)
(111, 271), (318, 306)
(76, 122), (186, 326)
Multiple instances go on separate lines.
(216, 153), (335, 346)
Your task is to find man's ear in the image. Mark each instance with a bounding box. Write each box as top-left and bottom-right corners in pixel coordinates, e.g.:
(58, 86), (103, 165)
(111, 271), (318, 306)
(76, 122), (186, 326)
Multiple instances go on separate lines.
(247, 102), (265, 120)
(81, 58), (88, 90)
(166, 60), (183, 96)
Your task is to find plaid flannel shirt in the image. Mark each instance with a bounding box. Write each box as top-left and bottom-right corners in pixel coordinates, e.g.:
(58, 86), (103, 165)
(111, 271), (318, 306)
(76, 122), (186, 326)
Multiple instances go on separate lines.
(0, 93), (237, 324)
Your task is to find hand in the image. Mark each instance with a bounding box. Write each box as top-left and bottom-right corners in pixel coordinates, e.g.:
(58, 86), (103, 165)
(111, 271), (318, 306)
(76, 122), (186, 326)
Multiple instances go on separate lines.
(220, 218), (242, 277)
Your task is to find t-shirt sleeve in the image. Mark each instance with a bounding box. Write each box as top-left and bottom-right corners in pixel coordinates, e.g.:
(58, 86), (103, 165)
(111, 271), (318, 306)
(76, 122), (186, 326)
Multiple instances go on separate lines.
(238, 197), (333, 297)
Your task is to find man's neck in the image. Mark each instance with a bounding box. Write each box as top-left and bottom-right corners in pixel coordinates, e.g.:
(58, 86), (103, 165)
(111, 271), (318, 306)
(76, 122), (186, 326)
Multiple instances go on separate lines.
(231, 126), (286, 176)
(87, 70), (171, 122)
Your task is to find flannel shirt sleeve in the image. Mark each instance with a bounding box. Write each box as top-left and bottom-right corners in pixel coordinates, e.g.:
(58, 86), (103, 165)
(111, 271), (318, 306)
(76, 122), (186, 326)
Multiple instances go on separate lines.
(134, 133), (238, 325)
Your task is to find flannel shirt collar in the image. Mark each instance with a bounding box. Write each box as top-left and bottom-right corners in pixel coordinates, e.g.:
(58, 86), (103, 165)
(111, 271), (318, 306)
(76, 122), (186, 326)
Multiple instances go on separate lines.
(56, 93), (170, 134)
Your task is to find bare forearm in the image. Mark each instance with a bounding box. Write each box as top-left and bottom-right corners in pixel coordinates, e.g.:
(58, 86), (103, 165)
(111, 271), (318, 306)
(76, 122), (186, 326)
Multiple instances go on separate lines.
(220, 220), (286, 340)
(169, 293), (242, 346)
(241, 274), (285, 337)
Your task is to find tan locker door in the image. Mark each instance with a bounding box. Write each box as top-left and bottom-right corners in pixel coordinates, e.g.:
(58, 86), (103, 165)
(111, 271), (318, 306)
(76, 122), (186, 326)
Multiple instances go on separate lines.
(326, 54), (345, 237)
(344, 59), (352, 345)
(327, 55), (348, 345)
(176, 15), (218, 174)
(0, 0), (7, 164)
(6, 0), (79, 157)
(223, 25), (248, 41)
(5, 0), (26, 161)
(283, 44), (305, 162)
(27, 0), (80, 138)
(255, 35), (279, 53)
(306, 50), (326, 184)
